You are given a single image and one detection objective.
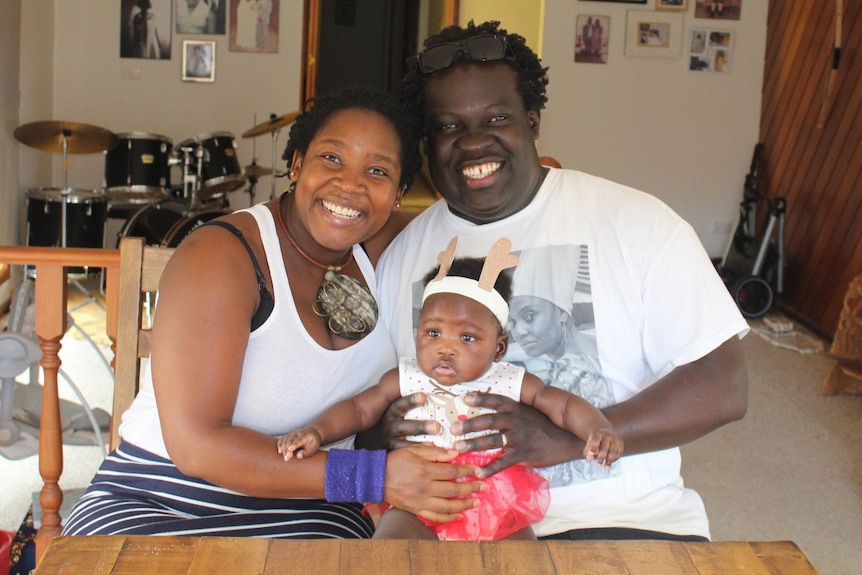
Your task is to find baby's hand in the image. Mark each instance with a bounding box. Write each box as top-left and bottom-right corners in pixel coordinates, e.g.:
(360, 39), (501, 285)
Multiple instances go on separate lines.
(583, 427), (624, 469)
(277, 428), (322, 461)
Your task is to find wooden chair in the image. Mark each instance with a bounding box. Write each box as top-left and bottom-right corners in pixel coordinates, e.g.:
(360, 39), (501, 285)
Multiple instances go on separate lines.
(110, 236), (174, 449)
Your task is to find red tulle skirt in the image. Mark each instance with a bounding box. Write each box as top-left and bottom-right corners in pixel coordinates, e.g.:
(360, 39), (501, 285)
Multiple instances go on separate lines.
(419, 451), (550, 541)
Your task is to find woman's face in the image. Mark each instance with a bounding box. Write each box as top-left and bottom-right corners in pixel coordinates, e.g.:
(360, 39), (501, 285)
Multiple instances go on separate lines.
(290, 108), (405, 254)
(508, 296), (568, 359)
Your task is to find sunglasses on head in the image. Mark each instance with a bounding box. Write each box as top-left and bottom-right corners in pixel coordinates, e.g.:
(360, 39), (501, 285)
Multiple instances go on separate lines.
(416, 34), (512, 74)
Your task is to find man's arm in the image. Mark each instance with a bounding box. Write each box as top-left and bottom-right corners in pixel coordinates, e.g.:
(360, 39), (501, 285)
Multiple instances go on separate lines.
(450, 336), (748, 476)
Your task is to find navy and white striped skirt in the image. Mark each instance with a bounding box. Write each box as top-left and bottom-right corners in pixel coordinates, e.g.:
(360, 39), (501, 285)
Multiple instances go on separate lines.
(61, 440), (374, 539)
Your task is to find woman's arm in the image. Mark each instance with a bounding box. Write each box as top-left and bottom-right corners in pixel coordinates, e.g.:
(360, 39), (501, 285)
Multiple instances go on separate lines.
(151, 226), (480, 513)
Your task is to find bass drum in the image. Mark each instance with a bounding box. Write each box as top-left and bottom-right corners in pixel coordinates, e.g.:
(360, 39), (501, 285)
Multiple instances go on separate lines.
(119, 199), (228, 247)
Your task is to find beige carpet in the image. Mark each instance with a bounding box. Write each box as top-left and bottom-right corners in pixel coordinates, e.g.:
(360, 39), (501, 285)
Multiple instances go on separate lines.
(1, 307), (860, 574)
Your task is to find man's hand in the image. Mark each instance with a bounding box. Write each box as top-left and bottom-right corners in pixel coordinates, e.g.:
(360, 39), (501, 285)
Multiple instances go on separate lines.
(451, 393), (584, 479)
(384, 445), (483, 524)
(380, 392), (441, 449)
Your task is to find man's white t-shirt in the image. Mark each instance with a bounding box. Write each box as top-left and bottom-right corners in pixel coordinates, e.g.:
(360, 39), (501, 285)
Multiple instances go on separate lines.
(376, 168), (749, 538)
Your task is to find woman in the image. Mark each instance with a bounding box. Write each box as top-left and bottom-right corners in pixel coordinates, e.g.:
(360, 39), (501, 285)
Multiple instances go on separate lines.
(62, 87), (481, 538)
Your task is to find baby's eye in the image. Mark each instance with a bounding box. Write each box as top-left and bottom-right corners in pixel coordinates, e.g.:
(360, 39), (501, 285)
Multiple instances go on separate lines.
(427, 329), (441, 338)
(461, 334), (476, 343)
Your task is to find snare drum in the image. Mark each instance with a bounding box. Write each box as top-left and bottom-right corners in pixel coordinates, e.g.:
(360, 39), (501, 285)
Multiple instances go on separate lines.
(104, 132), (172, 204)
(175, 132), (246, 201)
(26, 188), (107, 249)
(118, 199), (228, 247)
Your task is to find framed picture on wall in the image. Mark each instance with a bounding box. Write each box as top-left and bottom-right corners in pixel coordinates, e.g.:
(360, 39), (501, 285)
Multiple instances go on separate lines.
(625, 10), (683, 58)
(230, 0), (280, 53)
(120, 0), (173, 59)
(688, 29), (733, 73)
(656, 0), (689, 11)
(182, 40), (216, 82)
(695, 0), (741, 20)
(575, 15), (611, 64)
(176, 0), (226, 34)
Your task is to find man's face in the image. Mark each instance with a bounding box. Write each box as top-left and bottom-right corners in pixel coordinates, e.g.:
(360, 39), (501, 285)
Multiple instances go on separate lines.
(423, 62), (544, 224)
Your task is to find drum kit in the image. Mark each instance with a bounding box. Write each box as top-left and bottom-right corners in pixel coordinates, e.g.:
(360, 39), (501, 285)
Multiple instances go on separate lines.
(13, 113), (298, 252)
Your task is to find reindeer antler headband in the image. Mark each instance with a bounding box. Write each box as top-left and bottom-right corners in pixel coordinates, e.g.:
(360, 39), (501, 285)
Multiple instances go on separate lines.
(422, 236), (519, 326)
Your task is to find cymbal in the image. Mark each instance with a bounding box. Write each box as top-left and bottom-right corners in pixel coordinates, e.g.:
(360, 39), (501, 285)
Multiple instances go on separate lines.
(14, 120), (119, 154)
(242, 111), (300, 138)
(244, 163), (274, 178)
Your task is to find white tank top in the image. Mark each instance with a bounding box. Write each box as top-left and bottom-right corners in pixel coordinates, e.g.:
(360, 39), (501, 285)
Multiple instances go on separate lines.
(120, 203), (397, 457)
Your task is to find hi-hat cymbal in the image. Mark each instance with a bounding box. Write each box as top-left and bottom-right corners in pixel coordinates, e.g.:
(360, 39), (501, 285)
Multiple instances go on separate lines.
(14, 120), (119, 154)
(242, 111), (300, 138)
(244, 163), (274, 178)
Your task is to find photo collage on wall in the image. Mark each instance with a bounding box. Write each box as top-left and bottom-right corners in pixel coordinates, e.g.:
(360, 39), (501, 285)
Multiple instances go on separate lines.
(575, 0), (740, 71)
(689, 29), (733, 73)
(121, 0), (280, 80)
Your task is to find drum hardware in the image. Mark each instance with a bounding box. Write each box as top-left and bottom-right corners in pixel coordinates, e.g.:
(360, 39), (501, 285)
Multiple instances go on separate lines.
(242, 162), (272, 206)
(118, 199), (228, 248)
(173, 132), (246, 204)
(14, 120), (118, 250)
(242, 111), (300, 201)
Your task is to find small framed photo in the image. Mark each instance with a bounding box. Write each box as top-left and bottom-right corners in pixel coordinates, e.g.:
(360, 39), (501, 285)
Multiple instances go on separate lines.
(656, 0), (689, 11)
(689, 29), (733, 73)
(695, 0), (741, 20)
(576, 15), (611, 64)
(625, 10), (683, 58)
(182, 40), (216, 82)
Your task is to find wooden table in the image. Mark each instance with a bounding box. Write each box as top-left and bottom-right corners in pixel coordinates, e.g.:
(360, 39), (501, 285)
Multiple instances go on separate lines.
(34, 536), (820, 574)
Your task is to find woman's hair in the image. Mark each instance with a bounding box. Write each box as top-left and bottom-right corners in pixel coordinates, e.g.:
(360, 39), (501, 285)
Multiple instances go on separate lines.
(282, 86), (423, 192)
(400, 20), (549, 138)
(422, 256), (513, 302)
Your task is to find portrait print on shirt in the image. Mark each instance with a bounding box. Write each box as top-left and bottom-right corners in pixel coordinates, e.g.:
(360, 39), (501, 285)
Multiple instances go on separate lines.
(409, 243), (620, 487)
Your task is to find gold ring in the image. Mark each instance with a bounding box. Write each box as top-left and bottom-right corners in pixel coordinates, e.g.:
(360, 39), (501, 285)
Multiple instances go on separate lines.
(500, 433), (508, 448)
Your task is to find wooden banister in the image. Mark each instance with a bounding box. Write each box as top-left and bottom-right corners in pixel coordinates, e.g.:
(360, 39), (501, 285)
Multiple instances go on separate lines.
(0, 245), (120, 563)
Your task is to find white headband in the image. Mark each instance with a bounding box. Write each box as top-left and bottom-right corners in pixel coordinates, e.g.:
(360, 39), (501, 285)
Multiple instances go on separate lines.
(422, 276), (509, 327)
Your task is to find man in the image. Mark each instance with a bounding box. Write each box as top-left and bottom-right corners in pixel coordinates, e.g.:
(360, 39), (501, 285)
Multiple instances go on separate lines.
(376, 21), (749, 541)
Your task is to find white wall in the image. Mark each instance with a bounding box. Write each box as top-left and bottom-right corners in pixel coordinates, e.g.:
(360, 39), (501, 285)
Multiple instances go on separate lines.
(17, 0), (304, 229)
(540, 0), (768, 256)
(8, 1), (767, 257)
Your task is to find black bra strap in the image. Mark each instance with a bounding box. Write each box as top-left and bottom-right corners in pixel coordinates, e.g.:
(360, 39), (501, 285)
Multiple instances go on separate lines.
(202, 221), (275, 330)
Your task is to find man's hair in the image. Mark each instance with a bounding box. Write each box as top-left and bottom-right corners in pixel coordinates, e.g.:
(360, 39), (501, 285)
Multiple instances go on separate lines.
(400, 20), (549, 138)
(282, 86), (423, 192)
(422, 256), (513, 303)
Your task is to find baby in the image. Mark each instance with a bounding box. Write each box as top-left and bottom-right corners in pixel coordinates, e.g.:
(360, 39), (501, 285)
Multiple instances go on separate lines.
(278, 237), (623, 540)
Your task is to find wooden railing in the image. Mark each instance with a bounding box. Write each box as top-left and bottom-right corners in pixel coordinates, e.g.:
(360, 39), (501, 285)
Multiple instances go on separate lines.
(0, 245), (120, 562)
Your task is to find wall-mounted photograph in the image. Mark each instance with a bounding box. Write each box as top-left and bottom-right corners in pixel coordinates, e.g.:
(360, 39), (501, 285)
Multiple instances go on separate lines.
(689, 29), (734, 72)
(656, 0), (689, 11)
(176, 0), (226, 35)
(625, 11), (683, 58)
(121, 0), (172, 59)
(695, 0), (742, 20)
(575, 15), (611, 64)
(182, 40), (216, 82)
(230, 0), (279, 53)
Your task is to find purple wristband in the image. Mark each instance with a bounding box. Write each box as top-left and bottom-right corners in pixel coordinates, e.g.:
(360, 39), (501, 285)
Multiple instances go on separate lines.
(324, 449), (387, 503)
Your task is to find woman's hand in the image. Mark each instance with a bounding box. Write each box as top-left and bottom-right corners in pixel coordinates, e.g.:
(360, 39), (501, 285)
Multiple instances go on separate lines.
(451, 393), (584, 479)
(380, 392), (441, 449)
(384, 445), (482, 524)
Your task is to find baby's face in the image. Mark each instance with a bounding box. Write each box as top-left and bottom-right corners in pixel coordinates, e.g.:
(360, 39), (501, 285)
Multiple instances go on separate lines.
(416, 293), (506, 385)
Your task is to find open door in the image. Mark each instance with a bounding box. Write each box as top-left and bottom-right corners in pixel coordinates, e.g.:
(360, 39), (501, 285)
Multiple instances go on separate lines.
(301, 0), (459, 101)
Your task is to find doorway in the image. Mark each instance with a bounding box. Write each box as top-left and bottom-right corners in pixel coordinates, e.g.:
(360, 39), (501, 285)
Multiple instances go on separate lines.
(302, 0), (459, 101)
